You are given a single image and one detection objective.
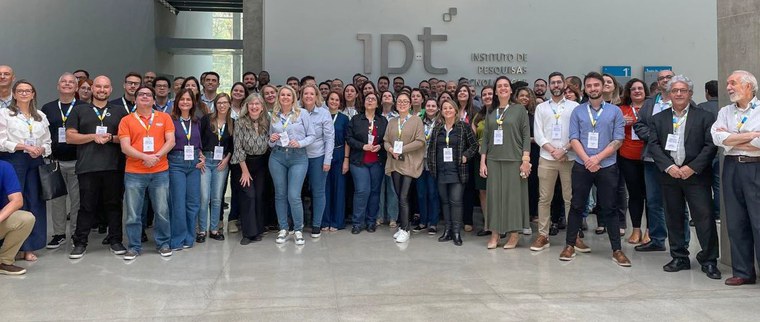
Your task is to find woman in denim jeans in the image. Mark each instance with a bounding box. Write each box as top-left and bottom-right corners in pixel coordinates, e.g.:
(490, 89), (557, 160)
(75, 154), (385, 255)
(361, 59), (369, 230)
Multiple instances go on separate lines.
(268, 85), (315, 246)
(301, 84), (335, 238)
(414, 98), (441, 235)
(324, 91), (350, 231)
(168, 89), (205, 250)
(198, 93), (233, 242)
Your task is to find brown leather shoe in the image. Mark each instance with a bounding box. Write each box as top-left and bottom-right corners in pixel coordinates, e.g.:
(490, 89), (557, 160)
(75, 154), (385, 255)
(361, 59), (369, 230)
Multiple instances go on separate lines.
(530, 234), (550, 251)
(612, 250), (631, 267)
(725, 276), (757, 286)
(0, 263), (27, 275)
(559, 245), (575, 261)
(574, 237), (591, 253)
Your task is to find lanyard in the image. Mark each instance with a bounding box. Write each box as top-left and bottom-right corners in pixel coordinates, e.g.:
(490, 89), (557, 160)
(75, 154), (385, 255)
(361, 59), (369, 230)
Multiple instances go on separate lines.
(424, 120), (436, 140)
(18, 114), (33, 137)
(58, 99), (75, 124)
(331, 113), (338, 124)
(587, 104), (604, 130)
(216, 122), (226, 145)
(368, 117), (375, 133)
(460, 111), (468, 123)
(631, 104), (640, 121)
(93, 107), (108, 125)
(672, 109), (688, 132)
(550, 100), (564, 124)
(397, 114), (411, 138)
(444, 124), (453, 147)
(735, 101), (757, 130)
(134, 111), (155, 134)
(155, 102), (169, 113)
(122, 97), (135, 114)
(280, 112), (293, 129)
(495, 105), (509, 126)
(180, 118), (192, 141)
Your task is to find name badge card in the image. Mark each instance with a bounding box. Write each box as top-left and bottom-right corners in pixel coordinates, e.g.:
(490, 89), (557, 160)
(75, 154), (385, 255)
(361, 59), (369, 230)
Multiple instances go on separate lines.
(631, 130), (639, 141)
(58, 127), (66, 143)
(24, 138), (35, 150)
(551, 124), (562, 140)
(143, 137), (155, 152)
(494, 130), (504, 145)
(587, 132), (600, 149)
(367, 134), (375, 144)
(665, 134), (679, 152)
(96, 126), (108, 135)
(213, 146), (224, 160)
(184, 145), (194, 161)
(279, 131), (290, 147)
(443, 147), (453, 162)
(393, 140), (404, 154)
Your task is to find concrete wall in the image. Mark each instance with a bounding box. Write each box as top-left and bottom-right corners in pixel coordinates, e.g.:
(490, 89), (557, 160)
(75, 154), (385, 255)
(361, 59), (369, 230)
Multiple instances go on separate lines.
(262, 0), (717, 99)
(0, 0), (157, 101)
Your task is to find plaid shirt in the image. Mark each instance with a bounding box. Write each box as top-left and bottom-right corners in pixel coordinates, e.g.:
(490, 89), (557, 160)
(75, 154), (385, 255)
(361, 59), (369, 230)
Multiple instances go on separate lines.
(426, 120), (479, 183)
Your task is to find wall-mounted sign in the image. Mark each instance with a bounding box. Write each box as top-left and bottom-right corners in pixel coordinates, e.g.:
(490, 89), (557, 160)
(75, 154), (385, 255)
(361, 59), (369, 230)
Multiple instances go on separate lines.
(602, 66), (632, 87)
(643, 66), (673, 87)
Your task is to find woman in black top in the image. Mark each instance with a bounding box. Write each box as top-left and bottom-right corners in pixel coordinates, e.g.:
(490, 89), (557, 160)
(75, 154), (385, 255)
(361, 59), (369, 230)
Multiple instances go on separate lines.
(427, 98), (479, 245)
(198, 93), (234, 242)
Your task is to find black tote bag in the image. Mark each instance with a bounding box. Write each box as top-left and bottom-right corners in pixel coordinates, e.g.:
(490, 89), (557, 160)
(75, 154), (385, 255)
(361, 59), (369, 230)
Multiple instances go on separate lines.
(39, 161), (67, 201)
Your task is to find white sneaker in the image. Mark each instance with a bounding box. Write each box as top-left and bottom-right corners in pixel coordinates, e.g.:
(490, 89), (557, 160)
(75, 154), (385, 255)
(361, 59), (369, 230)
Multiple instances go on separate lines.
(275, 230), (288, 244)
(395, 230), (410, 243)
(522, 227), (532, 235)
(294, 231), (305, 246)
(393, 228), (402, 239)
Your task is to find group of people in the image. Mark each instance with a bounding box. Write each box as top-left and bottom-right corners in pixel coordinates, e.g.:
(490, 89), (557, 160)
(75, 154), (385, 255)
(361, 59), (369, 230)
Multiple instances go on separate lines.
(0, 65), (758, 287)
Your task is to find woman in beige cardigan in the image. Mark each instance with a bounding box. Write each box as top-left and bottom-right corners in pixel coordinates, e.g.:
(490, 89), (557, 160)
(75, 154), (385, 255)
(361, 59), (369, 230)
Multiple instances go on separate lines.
(384, 92), (426, 243)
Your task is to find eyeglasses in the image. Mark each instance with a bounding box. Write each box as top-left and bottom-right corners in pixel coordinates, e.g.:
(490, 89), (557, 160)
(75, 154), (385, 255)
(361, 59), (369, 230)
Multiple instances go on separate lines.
(155, 84), (169, 89)
(365, 97), (377, 101)
(15, 89), (33, 95)
(136, 92), (153, 97)
(657, 75), (674, 81)
(217, 101), (230, 106)
(126, 81), (141, 87)
(669, 88), (690, 94)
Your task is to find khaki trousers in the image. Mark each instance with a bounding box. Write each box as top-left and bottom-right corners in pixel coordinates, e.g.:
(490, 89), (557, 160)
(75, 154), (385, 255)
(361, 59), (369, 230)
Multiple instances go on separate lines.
(0, 210), (35, 265)
(537, 158), (573, 237)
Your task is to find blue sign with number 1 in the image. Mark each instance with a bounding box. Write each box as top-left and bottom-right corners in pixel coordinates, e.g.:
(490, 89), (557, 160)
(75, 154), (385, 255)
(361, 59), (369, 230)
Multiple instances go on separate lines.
(602, 66), (631, 77)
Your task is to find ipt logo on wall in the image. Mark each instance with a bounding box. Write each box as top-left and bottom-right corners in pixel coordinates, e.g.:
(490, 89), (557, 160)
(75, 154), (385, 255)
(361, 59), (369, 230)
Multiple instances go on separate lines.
(356, 27), (448, 76)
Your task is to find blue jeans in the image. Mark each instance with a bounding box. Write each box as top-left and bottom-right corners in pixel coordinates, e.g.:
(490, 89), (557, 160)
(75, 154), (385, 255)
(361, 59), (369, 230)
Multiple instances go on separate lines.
(199, 151), (229, 233)
(324, 149), (346, 229)
(644, 161), (668, 246)
(378, 174), (399, 222)
(350, 162), (384, 228)
(268, 147), (309, 231)
(169, 152), (201, 249)
(124, 171), (171, 253)
(416, 169), (440, 226)
(307, 155), (328, 229)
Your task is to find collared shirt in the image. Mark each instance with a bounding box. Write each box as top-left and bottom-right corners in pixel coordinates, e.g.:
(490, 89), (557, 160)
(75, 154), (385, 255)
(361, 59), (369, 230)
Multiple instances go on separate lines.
(653, 93), (672, 115)
(670, 107), (689, 166)
(0, 95), (11, 109)
(711, 96), (760, 156)
(268, 108), (316, 148)
(0, 108), (52, 156)
(534, 98), (578, 161)
(201, 93), (216, 112)
(569, 102), (625, 168)
(304, 105), (335, 165)
(154, 100), (173, 113)
(341, 107), (358, 120)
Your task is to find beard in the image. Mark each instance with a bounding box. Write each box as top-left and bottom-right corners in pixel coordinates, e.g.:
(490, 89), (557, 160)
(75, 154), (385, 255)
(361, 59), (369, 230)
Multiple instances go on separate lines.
(551, 88), (563, 97)
(587, 92), (602, 100)
(729, 92), (741, 103)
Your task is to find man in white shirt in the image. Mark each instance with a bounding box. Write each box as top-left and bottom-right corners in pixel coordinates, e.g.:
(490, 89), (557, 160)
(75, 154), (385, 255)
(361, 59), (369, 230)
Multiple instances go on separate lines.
(530, 72), (579, 251)
(0, 65), (14, 109)
(711, 70), (760, 286)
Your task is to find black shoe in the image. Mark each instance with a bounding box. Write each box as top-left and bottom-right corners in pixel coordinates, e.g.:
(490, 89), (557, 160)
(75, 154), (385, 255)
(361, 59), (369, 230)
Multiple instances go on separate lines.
(196, 233), (206, 243)
(98, 225), (107, 234)
(141, 230), (148, 243)
(110, 243), (127, 255)
(702, 263), (722, 280)
(427, 226), (437, 235)
(549, 224), (559, 236)
(101, 236), (111, 245)
(595, 226), (606, 235)
(635, 242), (666, 252)
(366, 224), (376, 233)
(46, 234), (67, 249)
(476, 230), (491, 236)
(663, 258), (691, 272)
(557, 219), (567, 230)
(412, 224), (426, 233)
(438, 229), (452, 242)
(209, 232), (225, 241)
(351, 226), (361, 234)
(452, 232), (463, 246)
(252, 234), (263, 241)
(69, 245), (86, 259)
(240, 237), (252, 245)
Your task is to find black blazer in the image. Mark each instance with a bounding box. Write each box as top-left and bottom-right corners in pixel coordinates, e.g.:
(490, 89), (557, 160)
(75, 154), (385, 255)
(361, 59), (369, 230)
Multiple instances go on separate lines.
(647, 105), (717, 185)
(347, 112), (388, 166)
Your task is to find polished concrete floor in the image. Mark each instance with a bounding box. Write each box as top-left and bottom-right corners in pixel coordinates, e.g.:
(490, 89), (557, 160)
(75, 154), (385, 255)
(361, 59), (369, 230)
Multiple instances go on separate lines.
(2, 216), (759, 321)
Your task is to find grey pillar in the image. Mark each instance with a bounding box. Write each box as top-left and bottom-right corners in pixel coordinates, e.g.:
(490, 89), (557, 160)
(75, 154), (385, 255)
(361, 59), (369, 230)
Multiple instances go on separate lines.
(243, 0), (264, 73)
(717, 0), (760, 267)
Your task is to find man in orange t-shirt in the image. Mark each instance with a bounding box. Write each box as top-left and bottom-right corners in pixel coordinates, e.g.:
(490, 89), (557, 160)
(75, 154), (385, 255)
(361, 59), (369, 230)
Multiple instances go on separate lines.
(117, 86), (175, 260)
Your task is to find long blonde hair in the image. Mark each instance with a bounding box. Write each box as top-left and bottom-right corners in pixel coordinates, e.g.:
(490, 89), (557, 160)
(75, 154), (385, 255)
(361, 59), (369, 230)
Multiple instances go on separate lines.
(272, 85), (301, 124)
(300, 84), (324, 108)
(261, 84), (278, 111)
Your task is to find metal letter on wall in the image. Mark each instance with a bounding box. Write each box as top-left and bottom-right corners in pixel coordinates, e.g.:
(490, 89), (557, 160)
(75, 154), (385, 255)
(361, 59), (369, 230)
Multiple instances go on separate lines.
(357, 34), (372, 74)
(418, 27), (447, 74)
(380, 34), (414, 76)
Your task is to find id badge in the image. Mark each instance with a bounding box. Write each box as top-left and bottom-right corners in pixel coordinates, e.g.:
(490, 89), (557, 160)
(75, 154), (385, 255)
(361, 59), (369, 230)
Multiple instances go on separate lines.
(58, 127), (66, 143)
(367, 134), (375, 144)
(143, 136), (155, 152)
(631, 130), (639, 141)
(665, 134), (679, 152)
(213, 146), (224, 160)
(587, 132), (599, 149)
(23, 138), (35, 152)
(551, 124), (562, 140)
(184, 145), (194, 160)
(393, 140), (404, 154)
(443, 147), (454, 162)
(493, 130), (504, 145)
(96, 126), (108, 135)
(279, 131), (290, 147)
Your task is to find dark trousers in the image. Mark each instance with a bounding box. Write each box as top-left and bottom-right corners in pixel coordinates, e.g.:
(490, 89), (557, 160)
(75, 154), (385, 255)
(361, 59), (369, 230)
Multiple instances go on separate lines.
(74, 171), (123, 247)
(618, 157), (646, 228)
(437, 181), (464, 232)
(723, 157), (760, 279)
(392, 172), (414, 231)
(228, 163), (241, 222)
(462, 161), (476, 225)
(566, 163), (622, 251)
(236, 155), (267, 239)
(661, 177), (718, 264)
(550, 179), (565, 223)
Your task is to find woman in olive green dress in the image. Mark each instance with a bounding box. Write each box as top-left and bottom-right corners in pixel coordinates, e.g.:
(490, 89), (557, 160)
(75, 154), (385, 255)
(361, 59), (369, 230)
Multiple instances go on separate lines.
(479, 76), (531, 249)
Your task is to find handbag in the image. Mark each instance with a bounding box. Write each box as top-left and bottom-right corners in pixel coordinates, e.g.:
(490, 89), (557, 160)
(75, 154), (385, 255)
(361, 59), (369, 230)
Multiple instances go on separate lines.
(39, 160), (67, 201)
